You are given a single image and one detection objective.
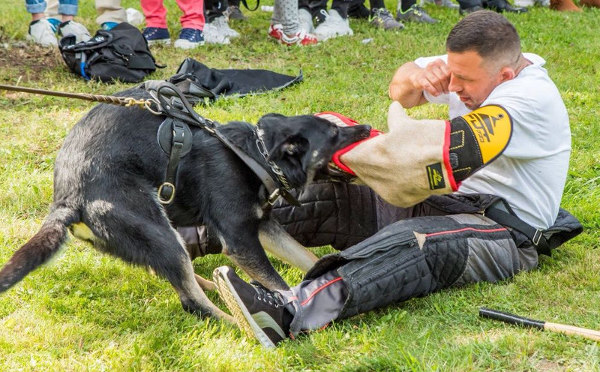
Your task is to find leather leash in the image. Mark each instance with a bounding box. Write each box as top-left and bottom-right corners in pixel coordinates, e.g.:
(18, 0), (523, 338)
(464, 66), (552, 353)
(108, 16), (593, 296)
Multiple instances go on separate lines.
(0, 82), (299, 208)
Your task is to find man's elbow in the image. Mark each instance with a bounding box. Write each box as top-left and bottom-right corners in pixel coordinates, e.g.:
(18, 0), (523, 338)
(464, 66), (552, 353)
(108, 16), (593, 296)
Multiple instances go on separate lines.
(388, 85), (420, 108)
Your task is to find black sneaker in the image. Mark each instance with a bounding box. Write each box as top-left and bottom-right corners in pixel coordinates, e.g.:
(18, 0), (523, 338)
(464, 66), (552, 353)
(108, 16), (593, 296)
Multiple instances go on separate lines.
(225, 5), (248, 20)
(483, 0), (528, 12)
(459, 5), (484, 14)
(396, 5), (438, 23)
(213, 266), (293, 348)
(370, 8), (405, 30)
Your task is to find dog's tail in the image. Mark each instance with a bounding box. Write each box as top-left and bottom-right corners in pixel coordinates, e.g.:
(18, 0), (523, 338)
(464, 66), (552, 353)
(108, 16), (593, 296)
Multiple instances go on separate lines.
(0, 205), (79, 293)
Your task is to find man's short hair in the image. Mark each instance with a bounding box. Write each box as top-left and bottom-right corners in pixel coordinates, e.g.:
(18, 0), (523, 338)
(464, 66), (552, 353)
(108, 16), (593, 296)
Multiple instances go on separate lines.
(446, 10), (521, 67)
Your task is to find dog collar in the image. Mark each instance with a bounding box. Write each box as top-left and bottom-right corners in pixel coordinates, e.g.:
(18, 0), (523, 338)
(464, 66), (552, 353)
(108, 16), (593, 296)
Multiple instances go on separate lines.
(254, 126), (300, 208)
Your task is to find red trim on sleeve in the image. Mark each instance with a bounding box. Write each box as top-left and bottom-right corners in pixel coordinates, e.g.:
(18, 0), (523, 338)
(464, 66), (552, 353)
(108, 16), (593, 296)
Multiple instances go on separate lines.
(300, 276), (344, 306)
(443, 120), (459, 191)
(426, 226), (507, 238)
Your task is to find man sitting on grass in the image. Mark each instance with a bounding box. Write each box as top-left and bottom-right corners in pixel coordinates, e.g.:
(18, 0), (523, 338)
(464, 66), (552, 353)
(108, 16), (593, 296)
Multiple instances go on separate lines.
(211, 10), (581, 348)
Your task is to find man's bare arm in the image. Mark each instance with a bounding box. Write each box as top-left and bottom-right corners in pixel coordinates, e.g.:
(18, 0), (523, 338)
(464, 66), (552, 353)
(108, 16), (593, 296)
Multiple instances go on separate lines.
(388, 59), (451, 108)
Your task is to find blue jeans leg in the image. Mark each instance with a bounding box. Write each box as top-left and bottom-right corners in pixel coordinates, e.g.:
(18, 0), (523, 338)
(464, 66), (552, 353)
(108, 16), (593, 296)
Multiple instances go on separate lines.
(25, 0), (47, 14)
(58, 0), (78, 16)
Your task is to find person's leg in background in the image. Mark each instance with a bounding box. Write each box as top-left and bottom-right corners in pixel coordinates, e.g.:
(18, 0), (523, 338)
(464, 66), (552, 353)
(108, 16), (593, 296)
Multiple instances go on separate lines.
(140, 0), (171, 44)
(95, 0), (127, 30)
(28, 0), (90, 46)
(269, 0), (317, 45)
(173, 0), (206, 49)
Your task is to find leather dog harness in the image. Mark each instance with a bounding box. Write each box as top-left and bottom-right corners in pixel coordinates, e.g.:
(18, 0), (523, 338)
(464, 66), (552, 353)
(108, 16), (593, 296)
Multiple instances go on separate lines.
(147, 81), (300, 208)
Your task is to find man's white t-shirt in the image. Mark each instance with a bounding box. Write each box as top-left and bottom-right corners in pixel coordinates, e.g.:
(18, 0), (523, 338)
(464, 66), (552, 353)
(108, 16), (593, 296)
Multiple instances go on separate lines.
(414, 53), (571, 229)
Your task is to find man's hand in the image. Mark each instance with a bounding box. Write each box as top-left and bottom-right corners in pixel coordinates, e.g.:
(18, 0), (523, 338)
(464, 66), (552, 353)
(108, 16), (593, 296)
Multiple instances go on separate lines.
(414, 59), (451, 97)
(388, 60), (450, 108)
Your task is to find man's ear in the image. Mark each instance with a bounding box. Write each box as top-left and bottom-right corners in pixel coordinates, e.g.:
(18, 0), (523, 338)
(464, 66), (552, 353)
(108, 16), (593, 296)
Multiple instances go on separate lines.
(499, 66), (516, 83)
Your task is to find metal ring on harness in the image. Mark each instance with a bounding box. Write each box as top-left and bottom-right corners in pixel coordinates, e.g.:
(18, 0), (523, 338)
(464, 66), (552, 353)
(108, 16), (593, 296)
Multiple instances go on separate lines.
(158, 182), (176, 204)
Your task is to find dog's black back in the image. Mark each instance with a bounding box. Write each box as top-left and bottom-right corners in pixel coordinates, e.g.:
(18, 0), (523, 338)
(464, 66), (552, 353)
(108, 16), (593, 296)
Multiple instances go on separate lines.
(0, 88), (371, 318)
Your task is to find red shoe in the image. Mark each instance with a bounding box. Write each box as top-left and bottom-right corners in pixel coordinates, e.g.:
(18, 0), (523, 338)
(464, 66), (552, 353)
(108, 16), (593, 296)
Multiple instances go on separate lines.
(268, 24), (318, 46)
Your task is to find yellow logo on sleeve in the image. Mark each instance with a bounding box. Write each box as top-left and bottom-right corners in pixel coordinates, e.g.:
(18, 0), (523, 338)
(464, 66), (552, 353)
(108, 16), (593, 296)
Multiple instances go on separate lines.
(461, 105), (513, 163)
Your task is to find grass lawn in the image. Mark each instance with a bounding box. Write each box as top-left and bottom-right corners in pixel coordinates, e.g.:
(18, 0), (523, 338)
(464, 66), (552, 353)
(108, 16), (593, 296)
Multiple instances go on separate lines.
(1, 0), (599, 370)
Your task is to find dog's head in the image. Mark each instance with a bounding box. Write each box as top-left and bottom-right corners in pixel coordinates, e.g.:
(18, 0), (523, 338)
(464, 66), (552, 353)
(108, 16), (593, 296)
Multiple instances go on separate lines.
(256, 113), (371, 186)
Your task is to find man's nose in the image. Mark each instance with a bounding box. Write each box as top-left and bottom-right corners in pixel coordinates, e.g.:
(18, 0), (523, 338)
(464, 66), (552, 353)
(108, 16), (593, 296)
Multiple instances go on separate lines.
(448, 74), (459, 93)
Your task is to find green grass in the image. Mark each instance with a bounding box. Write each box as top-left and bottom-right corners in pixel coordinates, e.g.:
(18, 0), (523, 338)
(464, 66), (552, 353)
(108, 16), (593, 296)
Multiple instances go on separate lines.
(1, 1), (599, 370)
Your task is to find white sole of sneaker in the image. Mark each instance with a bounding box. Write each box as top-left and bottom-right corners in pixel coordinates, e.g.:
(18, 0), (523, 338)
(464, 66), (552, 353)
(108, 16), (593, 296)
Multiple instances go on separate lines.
(213, 267), (277, 348)
(147, 39), (171, 46)
(174, 40), (205, 49)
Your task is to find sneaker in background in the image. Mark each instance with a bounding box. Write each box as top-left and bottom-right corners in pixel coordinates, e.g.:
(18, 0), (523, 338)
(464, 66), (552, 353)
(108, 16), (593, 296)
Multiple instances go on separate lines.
(298, 8), (315, 33)
(396, 4), (438, 23)
(58, 20), (92, 42)
(210, 16), (240, 38)
(268, 23), (318, 46)
(422, 0), (459, 8)
(143, 27), (171, 45)
(174, 28), (205, 49)
(203, 22), (231, 44)
(126, 8), (145, 26)
(314, 9), (353, 41)
(27, 19), (58, 47)
(224, 5), (248, 21)
(213, 266), (293, 348)
(314, 8), (328, 25)
(369, 8), (405, 30)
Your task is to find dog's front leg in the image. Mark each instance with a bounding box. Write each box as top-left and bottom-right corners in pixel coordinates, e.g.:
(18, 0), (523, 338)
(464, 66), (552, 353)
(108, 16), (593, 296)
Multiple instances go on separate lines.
(258, 220), (318, 273)
(220, 232), (290, 291)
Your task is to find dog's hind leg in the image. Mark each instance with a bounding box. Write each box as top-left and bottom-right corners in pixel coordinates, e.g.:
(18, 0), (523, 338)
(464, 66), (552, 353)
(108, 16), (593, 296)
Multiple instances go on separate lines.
(82, 200), (233, 322)
(258, 220), (318, 273)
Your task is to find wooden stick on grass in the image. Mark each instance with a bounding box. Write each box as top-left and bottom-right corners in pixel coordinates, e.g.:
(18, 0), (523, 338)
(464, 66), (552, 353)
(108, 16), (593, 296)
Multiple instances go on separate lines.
(479, 307), (600, 342)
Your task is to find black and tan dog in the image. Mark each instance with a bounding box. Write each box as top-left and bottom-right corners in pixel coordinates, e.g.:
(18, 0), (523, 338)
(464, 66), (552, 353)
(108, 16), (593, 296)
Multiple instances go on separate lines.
(0, 89), (370, 321)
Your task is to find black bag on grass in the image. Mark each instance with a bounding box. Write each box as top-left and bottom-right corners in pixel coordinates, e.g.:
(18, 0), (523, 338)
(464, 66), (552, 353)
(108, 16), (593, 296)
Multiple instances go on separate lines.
(59, 23), (158, 83)
(166, 57), (303, 105)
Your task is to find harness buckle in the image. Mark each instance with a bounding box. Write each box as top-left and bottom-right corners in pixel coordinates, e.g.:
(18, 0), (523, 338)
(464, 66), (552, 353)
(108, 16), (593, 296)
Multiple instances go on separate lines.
(268, 189), (281, 205)
(158, 182), (176, 205)
(532, 229), (543, 246)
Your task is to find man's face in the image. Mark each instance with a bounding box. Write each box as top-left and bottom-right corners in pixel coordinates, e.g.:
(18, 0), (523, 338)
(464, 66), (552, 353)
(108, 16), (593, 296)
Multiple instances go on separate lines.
(447, 50), (504, 110)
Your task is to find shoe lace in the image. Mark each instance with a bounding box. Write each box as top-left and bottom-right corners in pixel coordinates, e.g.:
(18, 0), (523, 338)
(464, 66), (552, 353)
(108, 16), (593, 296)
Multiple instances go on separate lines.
(377, 8), (394, 20)
(180, 28), (200, 41)
(410, 5), (425, 16)
(319, 9), (330, 21)
(254, 285), (285, 308)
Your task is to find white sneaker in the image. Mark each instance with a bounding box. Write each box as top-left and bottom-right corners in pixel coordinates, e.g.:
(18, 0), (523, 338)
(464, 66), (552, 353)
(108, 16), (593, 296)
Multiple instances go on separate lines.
(203, 23), (231, 44)
(514, 0), (534, 5)
(314, 9), (353, 41)
(58, 20), (92, 43)
(126, 8), (145, 26)
(298, 8), (314, 34)
(27, 19), (58, 47)
(210, 16), (240, 38)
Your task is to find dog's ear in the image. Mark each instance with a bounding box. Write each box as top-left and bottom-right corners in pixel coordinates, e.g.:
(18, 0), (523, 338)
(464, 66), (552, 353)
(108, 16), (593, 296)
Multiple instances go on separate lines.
(257, 114), (309, 163)
(268, 135), (308, 162)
